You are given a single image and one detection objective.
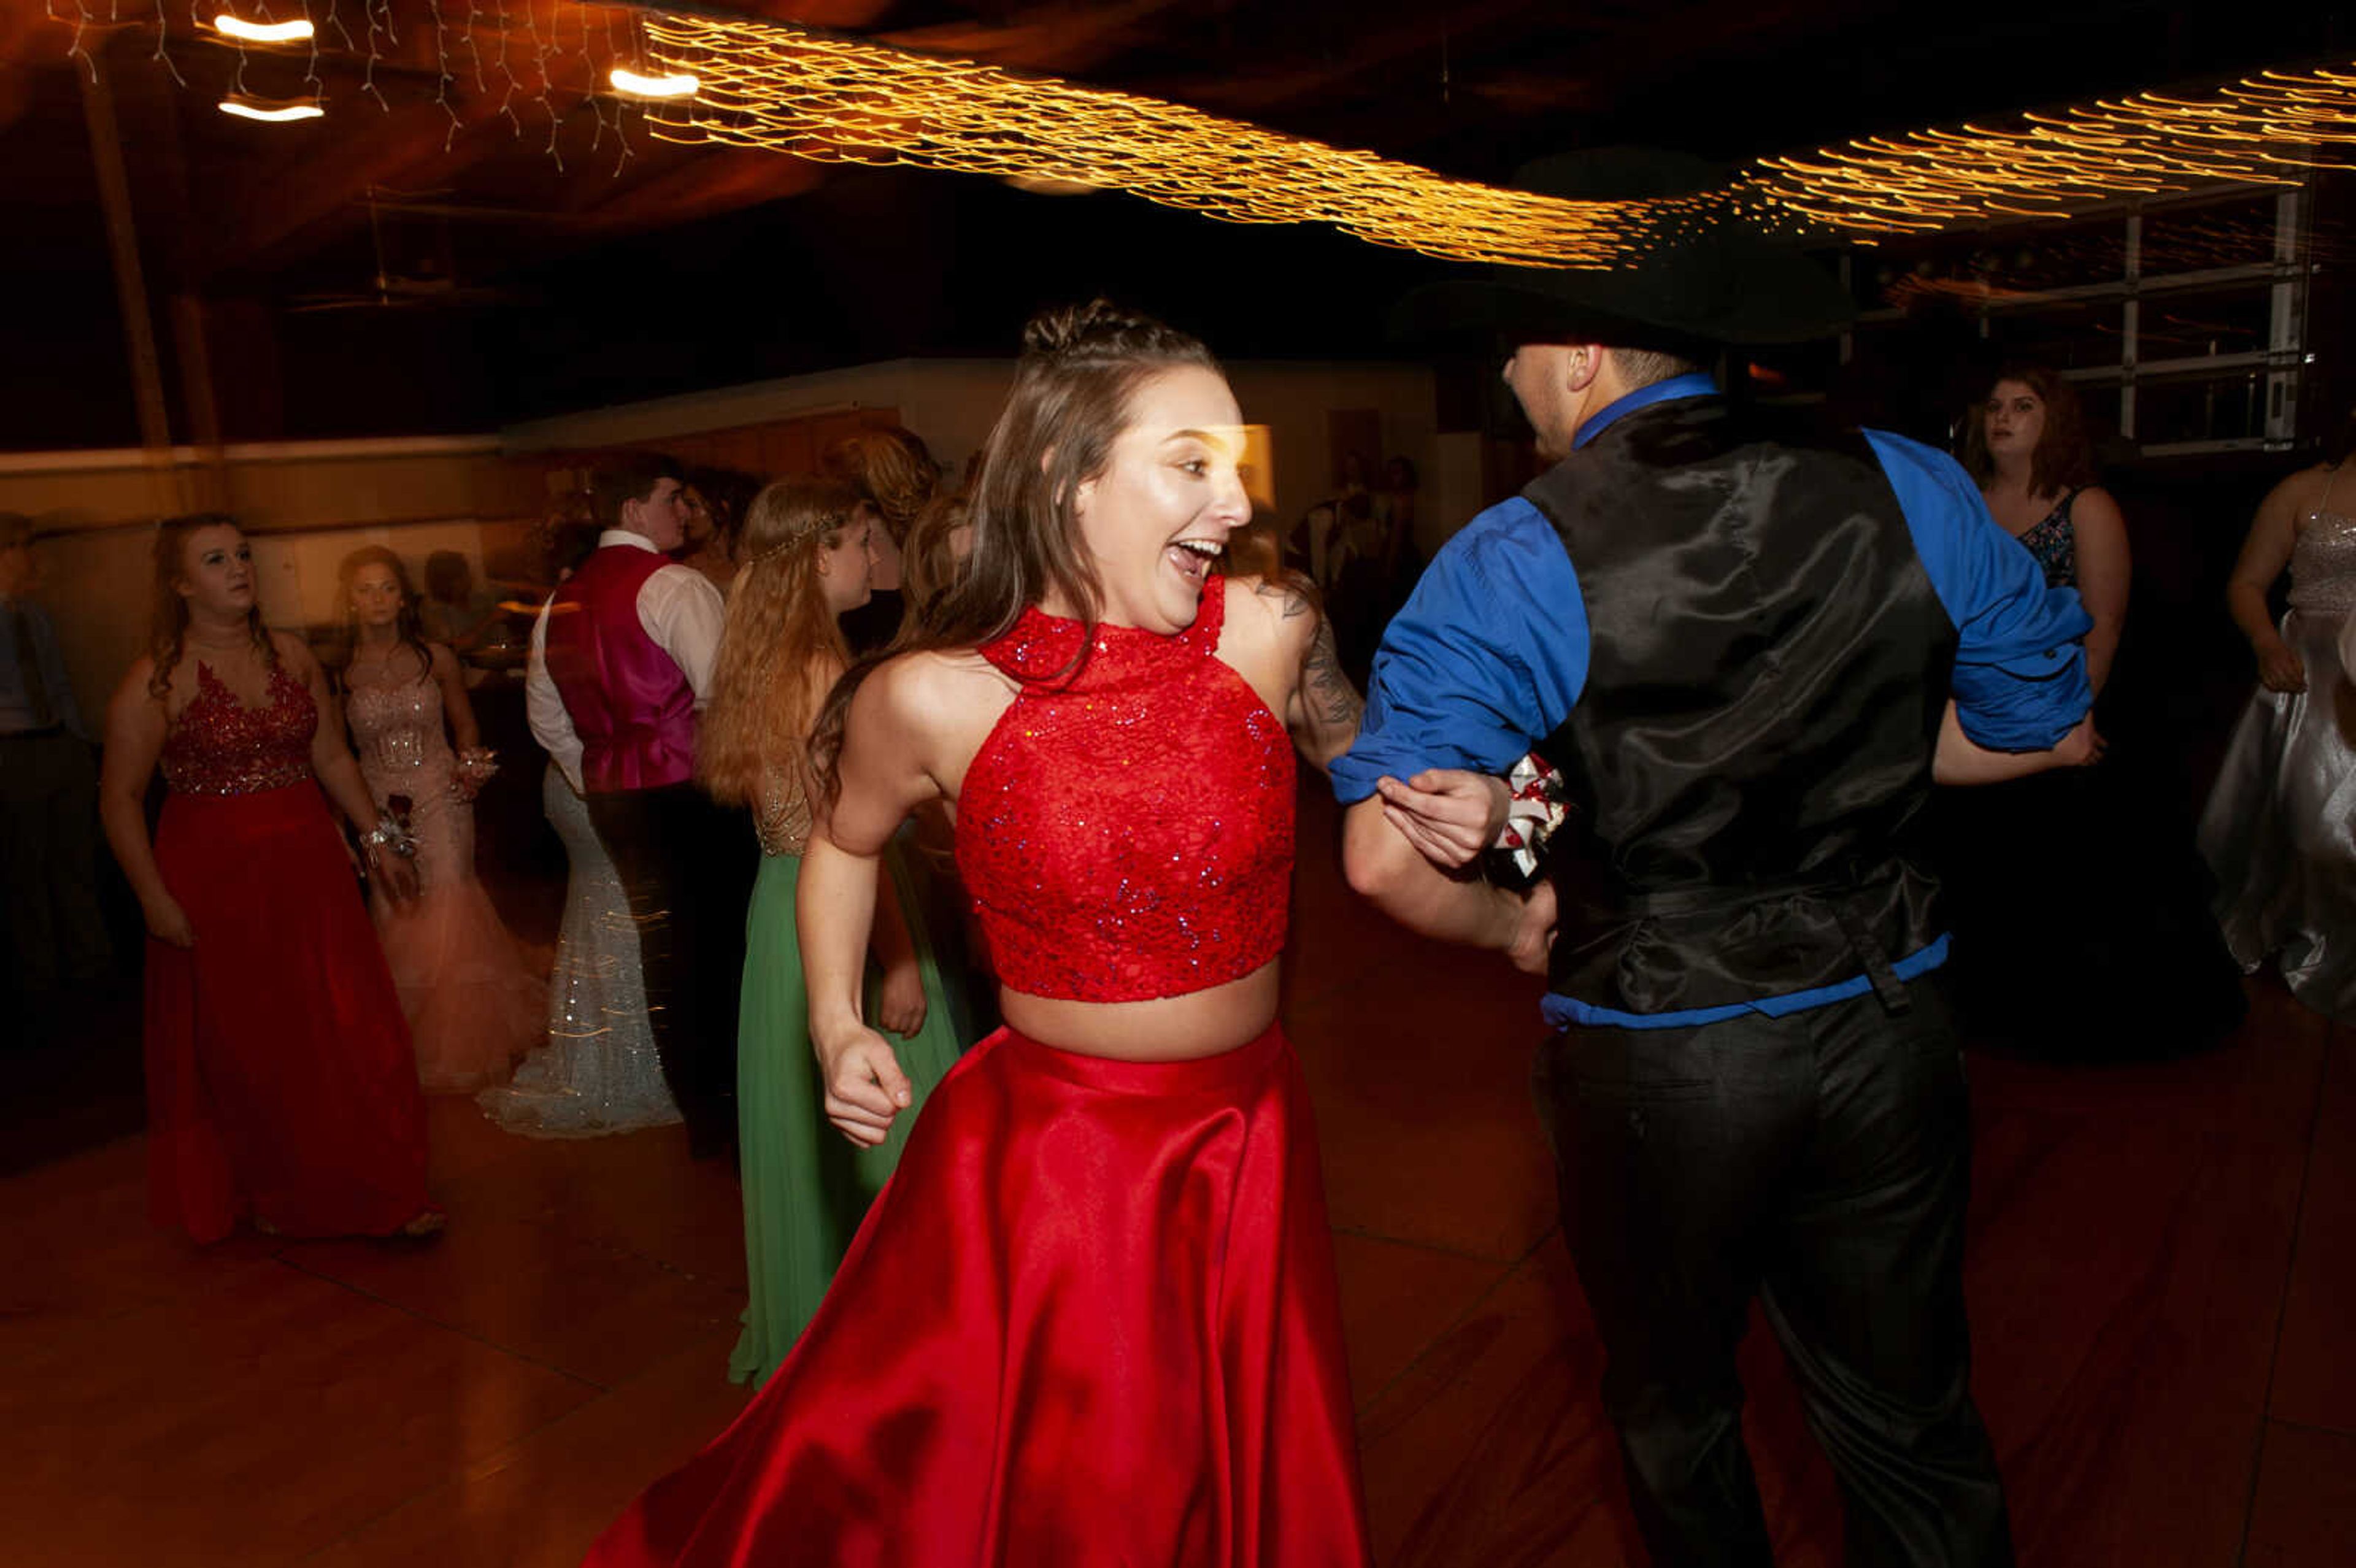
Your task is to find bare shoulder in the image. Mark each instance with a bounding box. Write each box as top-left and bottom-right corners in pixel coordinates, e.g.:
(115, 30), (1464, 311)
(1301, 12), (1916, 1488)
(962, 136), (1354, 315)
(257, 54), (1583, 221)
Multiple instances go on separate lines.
(426, 640), (461, 677)
(2071, 486), (2127, 528)
(858, 647), (1011, 735)
(1225, 572), (1319, 656)
(845, 646), (1014, 799)
(269, 629), (319, 677)
(109, 655), (160, 713)
(2262, 463), (2336, 522)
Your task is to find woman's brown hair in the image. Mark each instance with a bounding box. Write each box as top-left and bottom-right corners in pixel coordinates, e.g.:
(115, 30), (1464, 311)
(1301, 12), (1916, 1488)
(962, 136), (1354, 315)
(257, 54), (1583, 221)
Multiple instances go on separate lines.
(810, 301), (1221, 803)
(1960, 364), (2100, 498)
(823, 427), (941, 548)
(330, 546), (434, 691)
(899, 488), (971, 620)
(698, 475), (863, 815)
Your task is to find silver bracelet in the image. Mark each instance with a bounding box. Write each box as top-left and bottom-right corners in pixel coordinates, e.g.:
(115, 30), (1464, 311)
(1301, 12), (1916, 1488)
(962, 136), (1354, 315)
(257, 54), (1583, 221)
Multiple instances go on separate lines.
(360, 818), (417, 858)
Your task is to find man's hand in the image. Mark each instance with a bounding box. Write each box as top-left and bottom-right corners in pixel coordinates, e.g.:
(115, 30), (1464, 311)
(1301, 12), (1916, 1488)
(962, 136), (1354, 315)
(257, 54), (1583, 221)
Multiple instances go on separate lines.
(1374, 769), (1509, 870)
(816, 1025), (912, 1148)
(1504, 880), (1558, 977)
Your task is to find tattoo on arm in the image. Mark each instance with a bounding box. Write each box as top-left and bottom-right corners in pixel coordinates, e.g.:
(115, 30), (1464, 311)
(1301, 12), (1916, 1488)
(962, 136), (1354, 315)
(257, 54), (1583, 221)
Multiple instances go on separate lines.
(1253, 575), (1315, 620)
(1301, 614), (1363, 737)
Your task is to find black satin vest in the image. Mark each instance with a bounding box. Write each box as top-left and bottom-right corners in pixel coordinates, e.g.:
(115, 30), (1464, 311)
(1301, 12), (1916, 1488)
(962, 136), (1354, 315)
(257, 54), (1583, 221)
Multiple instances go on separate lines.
(1526, 395), (1957, 1018)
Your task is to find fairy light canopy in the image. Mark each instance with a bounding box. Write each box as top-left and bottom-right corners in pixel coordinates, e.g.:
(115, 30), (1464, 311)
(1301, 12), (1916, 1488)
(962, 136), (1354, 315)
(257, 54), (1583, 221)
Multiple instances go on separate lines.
(40, 2), (2356, 266)
(1744, 63), (2356, 233)
(631, 9), (1765, 271)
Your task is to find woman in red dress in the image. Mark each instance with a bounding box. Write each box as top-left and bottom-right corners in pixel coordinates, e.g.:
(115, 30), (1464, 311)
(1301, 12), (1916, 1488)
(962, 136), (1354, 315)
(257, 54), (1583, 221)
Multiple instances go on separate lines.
(98, 514), (439, 1243)
(585, 304), (1374, 1566)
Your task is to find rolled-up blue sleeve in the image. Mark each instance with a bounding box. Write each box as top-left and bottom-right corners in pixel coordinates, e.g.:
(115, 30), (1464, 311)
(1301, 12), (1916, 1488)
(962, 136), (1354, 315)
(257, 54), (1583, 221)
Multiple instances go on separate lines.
(1866, 429), (2093, 750)
(1330, 498), (1587, 803)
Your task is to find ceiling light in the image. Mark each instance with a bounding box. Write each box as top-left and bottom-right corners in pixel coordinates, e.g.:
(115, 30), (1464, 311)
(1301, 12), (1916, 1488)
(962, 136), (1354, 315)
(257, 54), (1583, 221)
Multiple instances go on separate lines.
(608, 67), (699, 100)
(218, 93), (325, 123)
(210, 14), (315, 44)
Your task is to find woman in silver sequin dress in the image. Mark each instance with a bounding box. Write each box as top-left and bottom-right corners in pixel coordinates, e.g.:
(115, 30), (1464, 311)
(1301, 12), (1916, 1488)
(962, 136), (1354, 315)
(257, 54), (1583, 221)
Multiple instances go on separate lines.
(475, 515), (679, 1138)
(477, 764), (680, 1136)
(2200, 423), (2356, 1024)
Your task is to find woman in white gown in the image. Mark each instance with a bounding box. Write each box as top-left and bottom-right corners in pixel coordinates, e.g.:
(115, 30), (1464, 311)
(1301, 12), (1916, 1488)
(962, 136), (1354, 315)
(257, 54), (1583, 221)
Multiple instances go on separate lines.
(2200, 417), (2356, 1024)
(477, 527), (681, 1137)
(336, 548), (545, 1091)
(477, 766), (680, 1136)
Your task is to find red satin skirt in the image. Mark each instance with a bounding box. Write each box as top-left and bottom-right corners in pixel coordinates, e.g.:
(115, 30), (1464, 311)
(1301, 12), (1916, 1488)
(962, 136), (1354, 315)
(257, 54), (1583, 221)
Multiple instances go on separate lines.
(144, 784), (431, 1242)
(587, 1021), (1372, 1567)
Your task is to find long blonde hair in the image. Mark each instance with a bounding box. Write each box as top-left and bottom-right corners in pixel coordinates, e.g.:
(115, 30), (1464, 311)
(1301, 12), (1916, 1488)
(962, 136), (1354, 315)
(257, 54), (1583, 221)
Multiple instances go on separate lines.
(698, 475), (862, 813)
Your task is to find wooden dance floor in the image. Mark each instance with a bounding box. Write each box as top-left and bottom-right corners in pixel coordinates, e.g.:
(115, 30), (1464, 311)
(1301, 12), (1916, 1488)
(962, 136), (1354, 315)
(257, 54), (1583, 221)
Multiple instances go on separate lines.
(4, 783), (2351, 1565)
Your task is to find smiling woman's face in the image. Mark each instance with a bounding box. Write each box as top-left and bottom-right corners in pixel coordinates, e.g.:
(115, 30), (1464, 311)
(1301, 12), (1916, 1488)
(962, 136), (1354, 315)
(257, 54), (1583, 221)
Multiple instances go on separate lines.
(1071, 365), (1252, 634)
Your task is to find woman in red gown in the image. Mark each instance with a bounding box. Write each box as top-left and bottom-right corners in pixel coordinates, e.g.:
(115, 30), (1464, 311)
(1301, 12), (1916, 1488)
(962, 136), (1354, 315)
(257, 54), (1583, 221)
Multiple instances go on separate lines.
(585, 304), (1374, 1565)
(98, 514), (438, 1243)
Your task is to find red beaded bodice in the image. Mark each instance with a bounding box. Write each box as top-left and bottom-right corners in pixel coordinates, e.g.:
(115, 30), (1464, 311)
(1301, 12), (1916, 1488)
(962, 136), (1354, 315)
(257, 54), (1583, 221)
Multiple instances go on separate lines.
(958, 579), (1295, 1002)
(160, 661), (317, 796)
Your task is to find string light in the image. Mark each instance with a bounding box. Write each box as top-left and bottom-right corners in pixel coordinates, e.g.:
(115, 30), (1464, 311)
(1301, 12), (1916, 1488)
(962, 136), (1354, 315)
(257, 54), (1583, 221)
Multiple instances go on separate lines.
(595, 3), (633, 172)
(359, 0), (389, 110)
(490, 0), (518, 137)
(58, 6), (2356, 263)
(61, 0), (96, 82)
(633, 9), (1711, 269)
(1744, 61), (2356, 231)
(426, 0), (461, 148)
(629, 10), (2356, 257)
(529, 0), (563, 171)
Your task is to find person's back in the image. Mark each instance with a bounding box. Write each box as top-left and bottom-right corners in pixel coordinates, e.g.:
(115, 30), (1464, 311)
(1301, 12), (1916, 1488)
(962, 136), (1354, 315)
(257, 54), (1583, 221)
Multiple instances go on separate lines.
(1525, 393), (1955, 1017)
(1336, 177), (2097, 1559)
(544, 544), (696, 793)
(523, 454), (741, 1159)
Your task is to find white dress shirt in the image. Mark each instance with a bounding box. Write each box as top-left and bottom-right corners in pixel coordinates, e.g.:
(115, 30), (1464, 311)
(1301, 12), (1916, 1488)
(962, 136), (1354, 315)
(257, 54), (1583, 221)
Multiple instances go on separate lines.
(526, 529), (726, 794)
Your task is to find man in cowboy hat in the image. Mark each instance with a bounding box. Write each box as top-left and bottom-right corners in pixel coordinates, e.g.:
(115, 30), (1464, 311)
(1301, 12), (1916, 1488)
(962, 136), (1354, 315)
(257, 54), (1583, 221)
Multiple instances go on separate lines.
(1336, 152), (2099, 1567)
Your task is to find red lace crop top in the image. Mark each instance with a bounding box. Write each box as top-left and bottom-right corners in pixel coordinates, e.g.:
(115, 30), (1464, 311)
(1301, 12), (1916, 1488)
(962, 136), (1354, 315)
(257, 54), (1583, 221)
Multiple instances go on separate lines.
(958, 578), (1295, 1002)
(160, 661), (318, 796)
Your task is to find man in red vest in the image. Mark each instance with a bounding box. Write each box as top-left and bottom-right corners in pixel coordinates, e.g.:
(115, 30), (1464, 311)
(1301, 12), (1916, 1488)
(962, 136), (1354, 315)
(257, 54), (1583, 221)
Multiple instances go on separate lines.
(526, 452), (747, 1158)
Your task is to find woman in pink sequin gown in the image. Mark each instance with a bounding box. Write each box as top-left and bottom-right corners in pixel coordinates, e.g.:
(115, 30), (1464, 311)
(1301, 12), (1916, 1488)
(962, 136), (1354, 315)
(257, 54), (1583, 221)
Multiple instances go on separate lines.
(98, 516), (437, 1243)
(337, 548), (545, 1092)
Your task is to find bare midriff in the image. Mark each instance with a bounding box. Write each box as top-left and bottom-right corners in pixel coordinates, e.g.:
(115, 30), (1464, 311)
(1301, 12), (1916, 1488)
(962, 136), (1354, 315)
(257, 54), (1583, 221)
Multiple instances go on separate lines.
(997, 959), (1281, 1061)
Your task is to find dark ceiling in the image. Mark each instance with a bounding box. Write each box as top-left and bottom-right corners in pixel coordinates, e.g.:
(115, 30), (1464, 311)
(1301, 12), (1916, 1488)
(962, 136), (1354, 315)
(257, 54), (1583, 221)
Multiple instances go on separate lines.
(3, 0), (2350, 450)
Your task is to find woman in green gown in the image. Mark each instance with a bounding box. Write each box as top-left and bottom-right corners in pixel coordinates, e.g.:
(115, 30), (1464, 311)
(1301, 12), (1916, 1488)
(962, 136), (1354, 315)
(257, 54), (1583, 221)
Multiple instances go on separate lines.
(699, 475), (972, 1386)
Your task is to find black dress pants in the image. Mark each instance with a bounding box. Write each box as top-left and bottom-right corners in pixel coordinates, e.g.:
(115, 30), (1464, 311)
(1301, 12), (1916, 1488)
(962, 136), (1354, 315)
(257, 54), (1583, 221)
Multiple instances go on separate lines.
(1, 729), (112, 997)
(587, 783), (755, 1157)
(1534, 973), (2013, 1568)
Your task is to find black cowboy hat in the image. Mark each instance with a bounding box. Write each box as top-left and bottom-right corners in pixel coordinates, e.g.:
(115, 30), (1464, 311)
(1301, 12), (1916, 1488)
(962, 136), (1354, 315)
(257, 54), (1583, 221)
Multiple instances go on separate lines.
(1390, 148), (1855, 352)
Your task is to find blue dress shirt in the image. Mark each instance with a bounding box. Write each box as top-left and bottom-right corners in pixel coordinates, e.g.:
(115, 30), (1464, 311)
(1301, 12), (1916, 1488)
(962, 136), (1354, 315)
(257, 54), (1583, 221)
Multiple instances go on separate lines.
(1332, 380), (2094, 1029)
